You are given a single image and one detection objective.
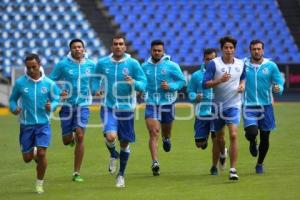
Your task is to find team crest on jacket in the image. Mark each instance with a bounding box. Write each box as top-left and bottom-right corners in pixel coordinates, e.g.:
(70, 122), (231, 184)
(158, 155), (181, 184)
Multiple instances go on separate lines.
(68, 69), (73, 75)
(221, 68), (226, 72)
(23, 88), (28, 93)
(41, 87), (48, 94)
(262, 68), (269, 75)
(85, 69), (91, 75)
(122, 68), (129, 75)
(146, 69), (150, 75)
(161, 68), (167, 74)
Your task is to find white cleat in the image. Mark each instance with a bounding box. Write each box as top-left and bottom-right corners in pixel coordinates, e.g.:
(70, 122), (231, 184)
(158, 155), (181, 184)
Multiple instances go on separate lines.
(116, 175), (125, 188)
(35, 184), (44, 194)
(108, 157), (118, 175)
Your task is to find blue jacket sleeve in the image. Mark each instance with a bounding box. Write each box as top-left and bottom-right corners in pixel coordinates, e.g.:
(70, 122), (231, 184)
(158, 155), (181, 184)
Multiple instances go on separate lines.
(9, 82), (21, 113)
(133, 61), (147, 92)
(49, 62), (63, 81)
(186, 73), (198, 102)
(203, 61), (216, 88)
(240, 64), (246, 81)
(272, 63), (284, 95)
(91, 62), (104, 95)
(168, 64), (186, 92)
(49, 82), (61, 112)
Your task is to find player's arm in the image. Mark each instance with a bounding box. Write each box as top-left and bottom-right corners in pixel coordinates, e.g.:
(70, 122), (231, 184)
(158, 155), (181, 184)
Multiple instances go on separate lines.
(203, 61), (230, 88)
(49, 62), (63, 81)
(272, 63), (284, 95)
(167, 64), (186, 91)
(187, 73), (202, 102)
(9, 82), (21, 115)
(91, 61), (105, 96)
(238, 65), (246, 93)
(48, 82), (61, 112)
(131, 61), (147, 92)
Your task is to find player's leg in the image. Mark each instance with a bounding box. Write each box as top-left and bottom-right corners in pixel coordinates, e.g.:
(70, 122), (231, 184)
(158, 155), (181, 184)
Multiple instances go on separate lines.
(145, 118), (161, 175)
(243, 106), (261, 157)
(59, 106), (75, 146)
(210, 114), (226, 176)
(101, 107), (119, 174)
(215, 128), (227, 170)
(224, 107), (240, 180)
(161, 104), (175, 152)
(256, 105), (275, 173)
(116, 111), (135, 188)
(256, 130), (270, 173)
(35, 124), (52, 194)
(20, 125), (35, 163)
(71, 106), (89, 181)
(145, 104), (161, 175)
(194, 117), (210, 150)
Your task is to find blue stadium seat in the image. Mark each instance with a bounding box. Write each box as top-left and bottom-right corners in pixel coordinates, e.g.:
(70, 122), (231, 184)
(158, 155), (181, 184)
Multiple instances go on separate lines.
(1, 0), (107, 78)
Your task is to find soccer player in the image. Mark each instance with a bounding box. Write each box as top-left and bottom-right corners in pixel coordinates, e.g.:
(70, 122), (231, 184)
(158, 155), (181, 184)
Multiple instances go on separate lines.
(243, 39), (284, 174)
(203, 36), (246, 180)
(92, 34), (146, 187)
(187, 48), (228, 175)
(49, 39), (96, 182)
(9, 53), (60, 194)
(141, 40), (186, 176)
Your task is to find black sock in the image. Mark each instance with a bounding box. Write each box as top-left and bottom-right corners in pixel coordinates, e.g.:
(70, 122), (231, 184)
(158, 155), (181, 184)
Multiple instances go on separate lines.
(257, 130), (270, 164)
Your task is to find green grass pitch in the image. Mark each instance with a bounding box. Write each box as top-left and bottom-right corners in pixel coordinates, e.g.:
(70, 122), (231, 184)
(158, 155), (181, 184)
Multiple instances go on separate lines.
(0, 103), (299, 200)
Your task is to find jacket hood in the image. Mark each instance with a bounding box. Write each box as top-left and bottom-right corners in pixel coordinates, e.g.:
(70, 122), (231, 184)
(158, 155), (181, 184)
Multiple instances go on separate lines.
(147, 54), (171, 64)
(67, 52), (88, 63)
(109, 53), (131, 63)
(244, 57), (270, 66)
(24, 66), (45, 83)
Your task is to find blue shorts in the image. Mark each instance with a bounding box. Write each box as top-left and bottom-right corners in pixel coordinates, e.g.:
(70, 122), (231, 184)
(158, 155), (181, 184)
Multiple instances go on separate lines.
(214, 107), (241, 132)
(100, 107), (135, 142)
(145, 104), (175, 124)
(19, 124), (51, 153)
(243, 105), (275, 131)
(59, 106), (90, 136)
(194, 116), (215, 139)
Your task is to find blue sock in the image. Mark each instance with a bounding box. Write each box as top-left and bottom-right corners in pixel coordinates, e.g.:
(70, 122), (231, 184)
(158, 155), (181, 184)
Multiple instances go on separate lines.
(119, 149), (130, 176)
(105, 140), (118, 158)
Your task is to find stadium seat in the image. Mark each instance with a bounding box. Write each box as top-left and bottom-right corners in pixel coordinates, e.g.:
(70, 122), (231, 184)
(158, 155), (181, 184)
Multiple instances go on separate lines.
(102, 0), (300, 64)
(1, 0), (107, 78)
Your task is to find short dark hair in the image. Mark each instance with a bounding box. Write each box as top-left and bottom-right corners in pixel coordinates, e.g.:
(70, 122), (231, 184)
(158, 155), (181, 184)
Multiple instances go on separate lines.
(249, 39), (264, 50)
(151, 40), (164, 48)
(113, 34), (126, 42)
(203, 48), (217, 57)
(219, 36), (237, 49)
(24, 53), (41, 64)
(69, 38), (85, 49)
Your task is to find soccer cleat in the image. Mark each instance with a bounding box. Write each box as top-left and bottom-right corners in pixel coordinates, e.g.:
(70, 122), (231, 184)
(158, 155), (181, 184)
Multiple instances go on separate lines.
(151, 161), (160, 176)
(108, 157), (118, 174)
(72, 173), (84, 182)
(162, 139), (171, 152)
(35, 184), (44, 194)
(255, 164), (264, 174)
(229, 168), (239, 180)
(249, 140), (258, 157)
(116, 174), (125, 188)
(219, 148), (228, 170)
(210, 166), (218, 175)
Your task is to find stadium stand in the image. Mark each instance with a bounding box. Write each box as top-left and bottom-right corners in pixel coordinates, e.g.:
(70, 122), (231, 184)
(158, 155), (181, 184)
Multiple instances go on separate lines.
(101, 0), (300, 65)
(0, 0), (107, 78)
